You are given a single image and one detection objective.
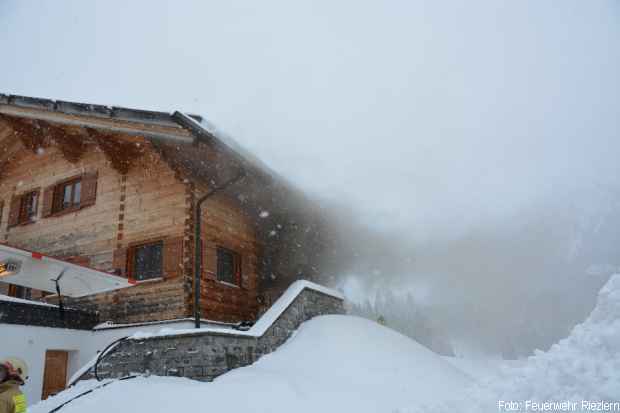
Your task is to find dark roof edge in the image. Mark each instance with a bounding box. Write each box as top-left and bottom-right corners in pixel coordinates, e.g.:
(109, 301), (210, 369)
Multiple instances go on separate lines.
(0, 92), (202, 128)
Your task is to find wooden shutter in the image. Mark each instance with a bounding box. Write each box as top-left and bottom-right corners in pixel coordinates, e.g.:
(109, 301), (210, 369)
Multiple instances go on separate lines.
(163, 236), (184, 279)
(42, 185), (55, 217)
(80, 171), (98, 208)
(7, 195), (21, 228)
(112, 247), (128, 277)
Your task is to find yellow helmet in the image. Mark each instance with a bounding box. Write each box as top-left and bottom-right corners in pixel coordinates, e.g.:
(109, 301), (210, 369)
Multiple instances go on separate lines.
(0, 357), (28, 384)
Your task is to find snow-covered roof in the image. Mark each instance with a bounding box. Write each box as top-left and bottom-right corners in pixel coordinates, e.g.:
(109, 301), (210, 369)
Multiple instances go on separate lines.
(0, 244), (133, 297)
(130, 280), (343, 340)
(0, 294), (58, 308)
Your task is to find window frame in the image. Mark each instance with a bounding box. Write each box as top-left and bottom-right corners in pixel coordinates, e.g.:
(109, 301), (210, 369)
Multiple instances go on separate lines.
(127, 240), (164, 282)
(52, 177), (82, 215)
(216, 246), (242, 287)
(18, 190), (39, 225)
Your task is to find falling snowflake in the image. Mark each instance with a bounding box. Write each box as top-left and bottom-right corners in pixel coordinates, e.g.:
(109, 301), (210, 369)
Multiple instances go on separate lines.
(269, 230), (277, 237)
(259, 210), (270, 218)
(36, 147), (45, 155)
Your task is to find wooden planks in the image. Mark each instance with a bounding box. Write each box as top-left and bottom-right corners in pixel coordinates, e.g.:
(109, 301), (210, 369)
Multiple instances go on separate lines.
(41, 350), (68, 400)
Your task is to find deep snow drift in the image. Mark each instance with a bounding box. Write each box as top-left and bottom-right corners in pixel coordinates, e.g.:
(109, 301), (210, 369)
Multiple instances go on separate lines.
(31, 315), (472, 413)
(491, 273), (620, 402)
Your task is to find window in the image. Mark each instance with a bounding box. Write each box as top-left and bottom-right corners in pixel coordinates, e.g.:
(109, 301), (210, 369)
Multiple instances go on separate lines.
(128, 241), (163, 281)
(217, 247), (241, 285)
(53, 178), (81, 214)
(8, 284), (30, 299)
(18, 191), (38, 224)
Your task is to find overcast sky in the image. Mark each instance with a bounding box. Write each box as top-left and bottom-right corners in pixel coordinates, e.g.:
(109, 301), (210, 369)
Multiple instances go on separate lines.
(1, 0), (619, 354)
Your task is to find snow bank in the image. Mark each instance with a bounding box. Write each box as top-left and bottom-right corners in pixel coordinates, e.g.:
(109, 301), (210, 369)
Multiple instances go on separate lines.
(30, 315), (472, 413)
(30, 275), (620, 413)
(493, 273), (620, 402)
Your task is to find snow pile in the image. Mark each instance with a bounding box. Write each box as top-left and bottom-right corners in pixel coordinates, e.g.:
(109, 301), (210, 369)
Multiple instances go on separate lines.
(494, 274), (620, 402)
(28, 275), (620, 413)
(30, 315), (472, 413)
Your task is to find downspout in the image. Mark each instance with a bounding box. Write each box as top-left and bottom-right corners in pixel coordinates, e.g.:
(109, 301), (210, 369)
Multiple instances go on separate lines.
(193, 171), (246, 328)
(170, 111), (249, 329)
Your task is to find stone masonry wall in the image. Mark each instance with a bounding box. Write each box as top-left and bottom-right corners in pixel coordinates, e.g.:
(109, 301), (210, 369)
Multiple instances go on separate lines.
(90, 287), (343, 381)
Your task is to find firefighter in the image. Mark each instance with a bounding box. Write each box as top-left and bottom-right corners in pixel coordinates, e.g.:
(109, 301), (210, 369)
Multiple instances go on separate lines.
(0, 357), (27, 413)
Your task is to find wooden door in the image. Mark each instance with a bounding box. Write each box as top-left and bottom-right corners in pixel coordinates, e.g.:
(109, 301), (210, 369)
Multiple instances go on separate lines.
(42, 350), (68, 400)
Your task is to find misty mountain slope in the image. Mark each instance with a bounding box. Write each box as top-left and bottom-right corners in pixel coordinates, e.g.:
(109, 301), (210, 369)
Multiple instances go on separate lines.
(342, 187), (620, 359)
(31, 315), (474, 413)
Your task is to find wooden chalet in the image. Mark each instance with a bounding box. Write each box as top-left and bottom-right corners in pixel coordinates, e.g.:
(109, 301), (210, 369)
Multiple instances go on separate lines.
(0, 93), (333, 326)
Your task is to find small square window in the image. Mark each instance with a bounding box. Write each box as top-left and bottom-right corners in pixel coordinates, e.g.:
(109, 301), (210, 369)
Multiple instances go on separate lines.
(129, 241), (163, 281)
(53, 178), (81, 214)
(18, 191), (38, 224)
(217, 247), (241, 285)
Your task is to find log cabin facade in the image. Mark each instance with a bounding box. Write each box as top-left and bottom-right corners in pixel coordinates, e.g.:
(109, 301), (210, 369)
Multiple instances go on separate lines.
(0, 94), (333, 325)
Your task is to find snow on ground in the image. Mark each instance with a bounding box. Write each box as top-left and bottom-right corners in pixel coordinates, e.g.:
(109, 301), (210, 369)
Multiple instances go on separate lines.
(31, 315), (474, 413)
(30, 274), (620, 412)
(442, 355), (524, 380)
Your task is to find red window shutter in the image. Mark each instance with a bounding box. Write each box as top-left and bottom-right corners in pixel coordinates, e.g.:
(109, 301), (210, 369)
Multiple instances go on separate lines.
(112, 247), (128, 277)
(42, 185), (55, 217)
(163, 236), (184, 279)
(7, 195), (21, 228)
(80, 172), (98, 208)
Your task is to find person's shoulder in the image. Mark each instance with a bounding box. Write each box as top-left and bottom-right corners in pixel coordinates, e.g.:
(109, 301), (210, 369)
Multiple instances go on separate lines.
(0, 384), (20, 401)
(0, 395), (13, 413)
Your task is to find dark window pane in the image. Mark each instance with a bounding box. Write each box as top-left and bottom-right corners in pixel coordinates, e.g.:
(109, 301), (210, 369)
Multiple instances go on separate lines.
(217, 247), (238, 285)
(63, 185), (72, 207)
(73, 181), (81, 204)
(19, 191), (38, 223)
(133, 241), (163, 281)
(53, 179), (82, 213)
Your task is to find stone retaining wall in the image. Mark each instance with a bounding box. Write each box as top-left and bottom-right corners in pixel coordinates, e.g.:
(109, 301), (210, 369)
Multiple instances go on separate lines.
(91, 286), (344, 381)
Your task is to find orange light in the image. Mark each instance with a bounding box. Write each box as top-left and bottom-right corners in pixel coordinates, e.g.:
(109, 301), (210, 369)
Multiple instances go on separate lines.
(0, 260), (21, 276)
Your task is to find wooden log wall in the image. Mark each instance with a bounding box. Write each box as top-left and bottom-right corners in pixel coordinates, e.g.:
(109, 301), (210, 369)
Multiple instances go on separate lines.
(199, 191), (261, 323)
(0, 129), (262, 324)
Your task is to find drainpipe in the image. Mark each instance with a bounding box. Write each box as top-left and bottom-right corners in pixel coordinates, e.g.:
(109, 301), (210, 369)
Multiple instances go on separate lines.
(193, 171), (246, 328)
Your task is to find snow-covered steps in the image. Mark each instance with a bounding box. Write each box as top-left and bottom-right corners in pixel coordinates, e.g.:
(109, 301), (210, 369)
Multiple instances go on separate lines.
(82, 280), (344, 381)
